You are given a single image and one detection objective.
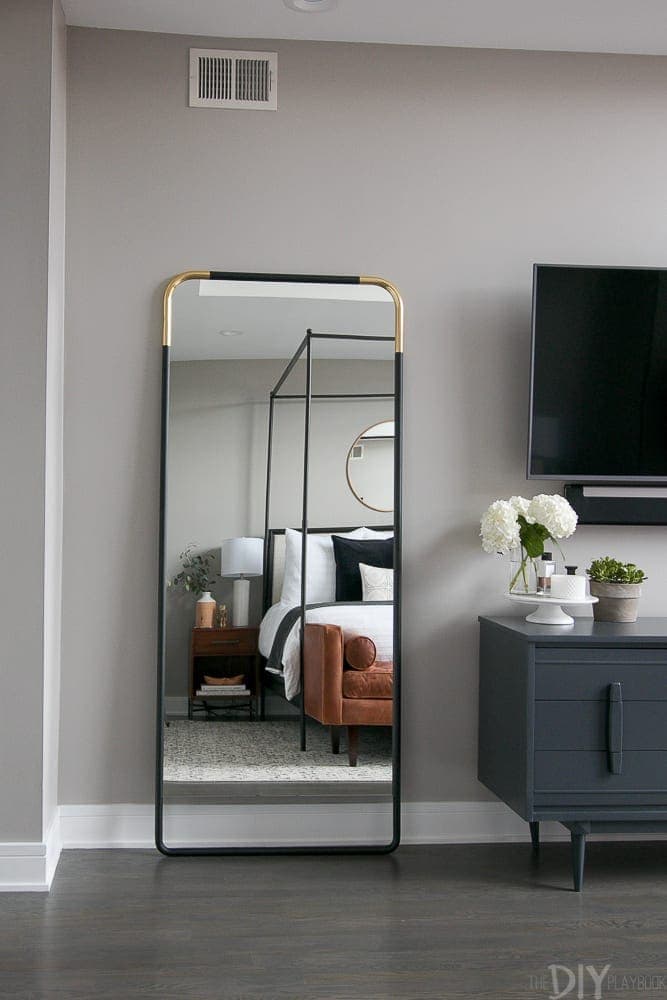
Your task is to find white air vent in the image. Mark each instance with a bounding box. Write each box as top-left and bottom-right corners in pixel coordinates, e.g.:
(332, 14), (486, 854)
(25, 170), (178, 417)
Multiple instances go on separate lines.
(189, 49), (277, 110)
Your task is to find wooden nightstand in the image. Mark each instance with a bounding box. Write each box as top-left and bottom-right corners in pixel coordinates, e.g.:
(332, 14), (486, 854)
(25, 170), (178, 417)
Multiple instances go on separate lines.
(189, 626), (261, 720)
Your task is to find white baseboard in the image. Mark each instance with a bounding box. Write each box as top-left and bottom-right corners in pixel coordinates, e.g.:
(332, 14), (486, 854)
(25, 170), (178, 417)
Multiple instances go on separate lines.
(403, 801), (562, 844)
(164, 802), (393, 847)
(5, 800), (667, 890)
(45, 813), (63, 885)
(0, 815), (62, 892)
(57, 800), (667, 849)
(60, 803), (393, 848)
(59, 804), (155, 849)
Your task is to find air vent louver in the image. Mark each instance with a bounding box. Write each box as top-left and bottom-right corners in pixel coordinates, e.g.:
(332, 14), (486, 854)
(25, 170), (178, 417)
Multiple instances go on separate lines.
(189, 49), (277, 110)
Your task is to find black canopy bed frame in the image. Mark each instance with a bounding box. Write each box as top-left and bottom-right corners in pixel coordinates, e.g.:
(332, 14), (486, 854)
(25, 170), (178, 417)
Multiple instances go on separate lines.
(260, 327), (396, 752)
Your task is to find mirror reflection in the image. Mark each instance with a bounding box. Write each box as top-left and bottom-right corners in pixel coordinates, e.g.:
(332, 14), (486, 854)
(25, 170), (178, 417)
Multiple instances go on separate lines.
(346, 420), (394, 512)
(160, 276), (399, 848)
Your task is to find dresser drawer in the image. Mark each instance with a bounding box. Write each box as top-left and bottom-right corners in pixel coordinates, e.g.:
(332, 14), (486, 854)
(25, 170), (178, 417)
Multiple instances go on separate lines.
(192, 630), (257, 655)
(535, 647), (667, 700)
(535, 701), (667, 751)
(535, 751), (667, 798)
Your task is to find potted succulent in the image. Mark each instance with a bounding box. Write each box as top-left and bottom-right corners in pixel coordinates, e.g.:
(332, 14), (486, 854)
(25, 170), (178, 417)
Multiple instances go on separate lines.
(587, 557), (647, 623)
(169, 544), (218, 627)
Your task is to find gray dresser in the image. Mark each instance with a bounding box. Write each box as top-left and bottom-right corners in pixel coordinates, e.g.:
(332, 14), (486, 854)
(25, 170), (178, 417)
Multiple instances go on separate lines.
(478, 616), (667, 890)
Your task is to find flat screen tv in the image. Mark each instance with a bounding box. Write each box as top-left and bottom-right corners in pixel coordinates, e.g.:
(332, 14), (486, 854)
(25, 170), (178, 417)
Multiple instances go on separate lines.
(528, 264), (667, 482)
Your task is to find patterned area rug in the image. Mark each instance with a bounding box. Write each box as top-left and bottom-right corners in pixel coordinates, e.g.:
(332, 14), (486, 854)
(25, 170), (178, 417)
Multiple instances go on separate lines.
(164, 720), (392, 782)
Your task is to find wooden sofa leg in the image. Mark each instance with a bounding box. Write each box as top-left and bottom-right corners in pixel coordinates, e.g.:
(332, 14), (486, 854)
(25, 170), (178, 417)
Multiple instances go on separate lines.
(347, 726), (359, 767)
(330, 726), (341, 754)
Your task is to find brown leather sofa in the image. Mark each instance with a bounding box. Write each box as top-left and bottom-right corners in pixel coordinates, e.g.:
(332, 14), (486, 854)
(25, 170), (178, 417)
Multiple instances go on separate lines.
(303, 623), (393, 766)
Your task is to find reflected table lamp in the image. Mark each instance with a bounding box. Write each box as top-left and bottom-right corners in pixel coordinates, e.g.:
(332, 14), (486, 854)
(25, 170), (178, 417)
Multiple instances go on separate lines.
(220, 537), (263, 627)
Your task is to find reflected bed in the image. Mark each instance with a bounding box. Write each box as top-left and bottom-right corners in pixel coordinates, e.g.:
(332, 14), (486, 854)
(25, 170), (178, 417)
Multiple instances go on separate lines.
(259, 599), (394, 700)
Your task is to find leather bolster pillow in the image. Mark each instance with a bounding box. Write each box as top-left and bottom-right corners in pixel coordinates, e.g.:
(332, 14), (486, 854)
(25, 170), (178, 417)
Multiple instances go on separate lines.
(344, 635), (377, 671)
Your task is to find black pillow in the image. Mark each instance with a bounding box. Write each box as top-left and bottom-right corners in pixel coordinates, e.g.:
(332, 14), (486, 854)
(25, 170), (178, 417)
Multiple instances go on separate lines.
(332, 536), (394, 601)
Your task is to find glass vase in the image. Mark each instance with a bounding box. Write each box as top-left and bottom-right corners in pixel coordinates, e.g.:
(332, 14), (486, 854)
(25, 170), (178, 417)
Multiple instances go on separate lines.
(508, 547), (535, 594)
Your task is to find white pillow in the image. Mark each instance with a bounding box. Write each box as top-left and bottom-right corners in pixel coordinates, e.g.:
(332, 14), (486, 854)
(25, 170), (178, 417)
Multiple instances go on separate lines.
(280, 528), (366, 606)
(360, 563), (394, 601)
(357, 527), (394, 540)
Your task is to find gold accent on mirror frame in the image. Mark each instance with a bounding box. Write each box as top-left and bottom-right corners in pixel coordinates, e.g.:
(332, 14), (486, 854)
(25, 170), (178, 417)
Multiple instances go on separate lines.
(162, 272), (404, 352)
(359, 275), (404, 354)
(162, 271), (211, 346)
(345, 420), (395, 514)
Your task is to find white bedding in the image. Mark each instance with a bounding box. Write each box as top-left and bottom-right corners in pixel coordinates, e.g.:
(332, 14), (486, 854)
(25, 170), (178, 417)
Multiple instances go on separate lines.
(258, 601), (394, 701)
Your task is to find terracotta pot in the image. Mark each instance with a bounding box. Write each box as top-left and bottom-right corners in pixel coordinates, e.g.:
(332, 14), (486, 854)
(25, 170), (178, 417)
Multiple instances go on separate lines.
(589, 581), (642, 623)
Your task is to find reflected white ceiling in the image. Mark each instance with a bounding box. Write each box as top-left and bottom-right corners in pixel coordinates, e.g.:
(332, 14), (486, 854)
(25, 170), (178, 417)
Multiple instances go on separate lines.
(62, 0), (667, 56)
(171, 280), (395, 362)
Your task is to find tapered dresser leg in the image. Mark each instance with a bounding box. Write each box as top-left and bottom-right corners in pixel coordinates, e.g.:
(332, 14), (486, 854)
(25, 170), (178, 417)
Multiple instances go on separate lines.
(571, 831), (586, 892)
(529, 821), (540, 852)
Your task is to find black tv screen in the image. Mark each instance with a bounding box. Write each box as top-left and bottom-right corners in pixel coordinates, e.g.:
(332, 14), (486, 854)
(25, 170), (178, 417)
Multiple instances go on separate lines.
(528, 264), (667, 481)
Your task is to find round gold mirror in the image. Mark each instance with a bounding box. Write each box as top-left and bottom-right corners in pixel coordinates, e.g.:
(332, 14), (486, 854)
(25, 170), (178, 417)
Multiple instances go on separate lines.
(346, 420), (394, 513)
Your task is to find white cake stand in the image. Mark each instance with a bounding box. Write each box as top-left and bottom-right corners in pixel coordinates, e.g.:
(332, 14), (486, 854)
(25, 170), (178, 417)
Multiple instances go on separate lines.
(508, 592), (598, 625)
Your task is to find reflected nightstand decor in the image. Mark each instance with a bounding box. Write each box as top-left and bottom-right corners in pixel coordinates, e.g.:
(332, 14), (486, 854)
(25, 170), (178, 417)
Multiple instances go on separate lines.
(220, 537), (263, 627)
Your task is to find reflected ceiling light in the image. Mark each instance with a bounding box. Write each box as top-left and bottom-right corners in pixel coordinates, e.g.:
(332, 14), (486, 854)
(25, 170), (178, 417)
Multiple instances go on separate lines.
(283, 0), (338, 11)
(217, 329), (244, 337)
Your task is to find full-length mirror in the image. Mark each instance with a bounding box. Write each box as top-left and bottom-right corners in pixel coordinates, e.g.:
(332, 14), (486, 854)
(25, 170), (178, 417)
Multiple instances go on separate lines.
(156, 271), (402, 853)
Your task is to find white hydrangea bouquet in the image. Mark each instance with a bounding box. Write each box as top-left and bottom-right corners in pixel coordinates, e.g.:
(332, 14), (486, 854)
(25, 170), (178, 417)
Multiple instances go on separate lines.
(480, 494), (578, 594)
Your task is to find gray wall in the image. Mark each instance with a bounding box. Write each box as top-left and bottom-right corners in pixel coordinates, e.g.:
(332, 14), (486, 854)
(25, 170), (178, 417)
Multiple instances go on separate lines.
(0, 0), (64, 841)
(63, 27), (667, 805)
(166, 357), (393, 697)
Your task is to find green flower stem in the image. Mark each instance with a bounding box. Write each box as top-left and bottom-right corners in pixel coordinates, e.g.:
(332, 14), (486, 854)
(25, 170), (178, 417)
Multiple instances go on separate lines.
(509, 519), (568, 594)
(509, 548), (543, 594)
(509, 549), (530, 593)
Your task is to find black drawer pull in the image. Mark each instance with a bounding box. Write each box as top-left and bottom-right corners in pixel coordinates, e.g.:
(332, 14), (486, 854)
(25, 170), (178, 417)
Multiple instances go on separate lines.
(607, 682), (623, 775)
(210, 639), (241, 646)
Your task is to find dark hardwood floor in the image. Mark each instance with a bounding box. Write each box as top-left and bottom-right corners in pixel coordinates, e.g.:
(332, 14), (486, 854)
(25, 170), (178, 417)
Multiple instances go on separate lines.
(1, 843), (667, 998)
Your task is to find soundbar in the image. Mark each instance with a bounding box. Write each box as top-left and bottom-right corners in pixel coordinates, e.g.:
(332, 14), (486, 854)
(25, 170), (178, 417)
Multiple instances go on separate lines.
(565, 484), (667, 525)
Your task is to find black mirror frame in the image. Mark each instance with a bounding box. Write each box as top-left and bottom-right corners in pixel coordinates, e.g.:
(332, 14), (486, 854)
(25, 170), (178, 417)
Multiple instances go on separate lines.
(156, 271), (403, 856)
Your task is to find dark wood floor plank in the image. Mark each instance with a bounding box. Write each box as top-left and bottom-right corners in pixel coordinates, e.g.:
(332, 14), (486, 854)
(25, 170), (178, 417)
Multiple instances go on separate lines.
(0, 845), (666, 998)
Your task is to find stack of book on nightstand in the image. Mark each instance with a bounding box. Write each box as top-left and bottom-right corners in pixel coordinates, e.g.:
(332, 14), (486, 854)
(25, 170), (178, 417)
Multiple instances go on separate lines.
(195, 683), (249, 697)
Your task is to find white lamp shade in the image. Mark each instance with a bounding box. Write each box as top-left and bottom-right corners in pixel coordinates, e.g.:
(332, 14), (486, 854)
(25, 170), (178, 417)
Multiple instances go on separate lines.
(220, 537), (263, 578)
